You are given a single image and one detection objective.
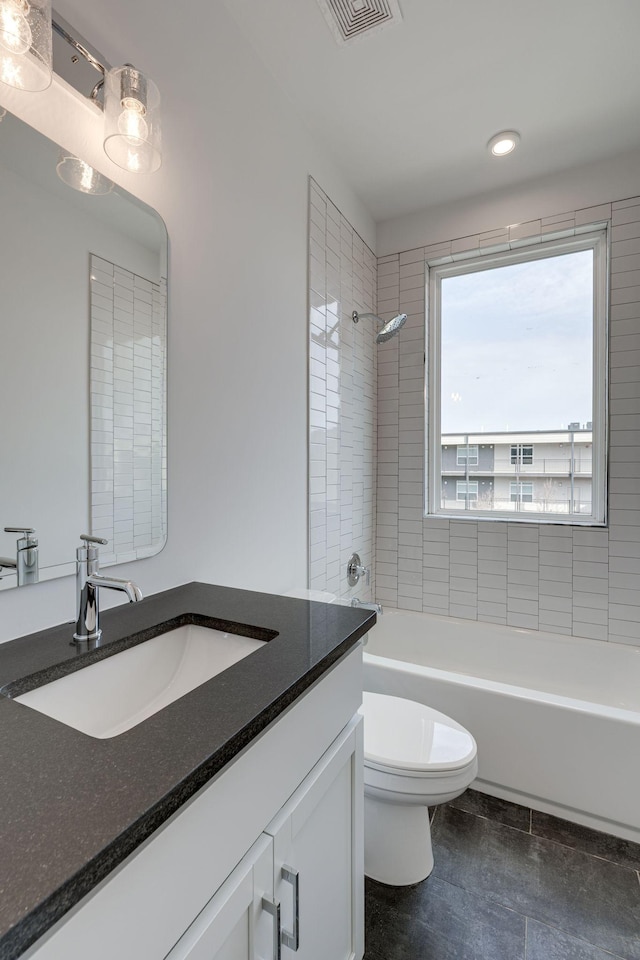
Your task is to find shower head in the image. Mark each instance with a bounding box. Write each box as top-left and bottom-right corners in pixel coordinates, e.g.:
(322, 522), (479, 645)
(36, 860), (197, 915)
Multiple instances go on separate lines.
(352, 310), (408, 344)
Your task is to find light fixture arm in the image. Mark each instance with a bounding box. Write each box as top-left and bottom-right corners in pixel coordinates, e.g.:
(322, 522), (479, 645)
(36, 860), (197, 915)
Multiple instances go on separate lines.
(51, 14), (110, 74)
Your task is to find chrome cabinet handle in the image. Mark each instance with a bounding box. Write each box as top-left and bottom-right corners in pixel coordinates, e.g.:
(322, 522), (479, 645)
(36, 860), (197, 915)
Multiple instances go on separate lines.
(280, 865), (299, 951)
(262, 897), (281, 960)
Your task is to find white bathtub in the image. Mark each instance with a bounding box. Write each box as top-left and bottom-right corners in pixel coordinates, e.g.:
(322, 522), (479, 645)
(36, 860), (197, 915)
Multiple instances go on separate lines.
(363, 608), (640, 843)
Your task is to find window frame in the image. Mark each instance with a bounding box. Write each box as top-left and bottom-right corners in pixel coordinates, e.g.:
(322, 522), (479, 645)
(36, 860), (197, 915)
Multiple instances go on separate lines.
(510, 444), (533, 465)
(426, 228), (608, 525)
(456, 480), (479, 502)
(456, 444), (479, 466)
(510, 480), (534, 504)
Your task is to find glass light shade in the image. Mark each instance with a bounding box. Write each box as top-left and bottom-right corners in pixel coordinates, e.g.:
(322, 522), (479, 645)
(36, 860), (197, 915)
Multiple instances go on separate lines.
(103, 65), (161, 174)
(56, 151), (114, 195)
(0, 0), (51, 92)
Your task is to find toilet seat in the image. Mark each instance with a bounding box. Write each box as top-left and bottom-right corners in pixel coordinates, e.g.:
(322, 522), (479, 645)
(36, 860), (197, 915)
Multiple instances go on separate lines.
(361, 691), (477, 774)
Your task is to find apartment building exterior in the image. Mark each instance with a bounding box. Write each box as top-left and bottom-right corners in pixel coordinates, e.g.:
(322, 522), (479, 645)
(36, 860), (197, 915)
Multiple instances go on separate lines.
(441, 427), (593, 516)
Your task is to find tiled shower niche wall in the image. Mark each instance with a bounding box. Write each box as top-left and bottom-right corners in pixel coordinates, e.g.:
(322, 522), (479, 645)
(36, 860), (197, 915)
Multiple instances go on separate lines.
(376, 198), (640, 646)
(308, 179), (377, 601)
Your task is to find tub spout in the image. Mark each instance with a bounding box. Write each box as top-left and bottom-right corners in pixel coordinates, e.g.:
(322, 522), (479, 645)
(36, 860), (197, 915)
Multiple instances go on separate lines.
(351, 598), (383, 616)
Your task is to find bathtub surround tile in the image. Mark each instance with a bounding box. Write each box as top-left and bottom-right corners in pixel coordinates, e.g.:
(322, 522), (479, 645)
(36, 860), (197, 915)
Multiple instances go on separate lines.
(477, 604), (507, 624)
(308, 179), (377, 602)
(505, 612), (539, 630)
(370, 195), (640, 647)
(431, 806), (640, 960)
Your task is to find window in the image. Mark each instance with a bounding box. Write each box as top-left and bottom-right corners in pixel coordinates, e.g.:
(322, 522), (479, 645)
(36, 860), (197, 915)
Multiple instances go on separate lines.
(510, 481), (533, 503)
(510, 444), (533, 465)
(457, 444), (478, 466)
(456, 481), (478, 502)
(427, 229), (607, 524)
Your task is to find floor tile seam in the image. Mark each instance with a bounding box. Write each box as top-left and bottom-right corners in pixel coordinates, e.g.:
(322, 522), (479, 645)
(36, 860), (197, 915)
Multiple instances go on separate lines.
(523, 916), (528, 960)
(386, 900), (528, 956)
(453, 806), (533, 836)
(529, 815), (640, 863)
(524, 915), (628, 960)
(429, 872), (533, 925)
(456, 805), (639, 871)
(526, 829), (640, 873)
(431, 865), (639, 945)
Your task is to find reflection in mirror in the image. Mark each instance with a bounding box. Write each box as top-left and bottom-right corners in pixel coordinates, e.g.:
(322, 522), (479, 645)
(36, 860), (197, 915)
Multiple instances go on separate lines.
(0, 110), (167, 591)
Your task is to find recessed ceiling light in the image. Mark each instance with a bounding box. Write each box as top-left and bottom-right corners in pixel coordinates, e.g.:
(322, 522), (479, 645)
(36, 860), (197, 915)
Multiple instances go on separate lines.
(488, 131), (520, 157)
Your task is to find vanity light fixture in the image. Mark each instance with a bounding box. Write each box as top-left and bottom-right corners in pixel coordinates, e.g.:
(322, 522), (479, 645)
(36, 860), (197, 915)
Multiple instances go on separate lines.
(56, 150), (113, 195)
(0, 0), (52, 92)
(51, 15), (162, 174)
(488, 130), (520, 157)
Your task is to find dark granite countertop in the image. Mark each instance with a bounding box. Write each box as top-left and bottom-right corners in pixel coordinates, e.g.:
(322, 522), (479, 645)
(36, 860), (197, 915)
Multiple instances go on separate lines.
(0, 582), (374, 960)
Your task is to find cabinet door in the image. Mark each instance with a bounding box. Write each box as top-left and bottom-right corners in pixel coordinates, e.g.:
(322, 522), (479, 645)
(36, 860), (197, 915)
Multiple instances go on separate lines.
(164, 834), (279, 960)
(264, 715), (364, 960)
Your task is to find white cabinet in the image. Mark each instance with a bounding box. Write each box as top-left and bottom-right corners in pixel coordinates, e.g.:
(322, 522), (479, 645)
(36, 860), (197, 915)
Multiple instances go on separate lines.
(165, 716), (363, 960)
(265, 718), (363, 960)
(23, 649), (364, 960)
(163, 835), (276, 960)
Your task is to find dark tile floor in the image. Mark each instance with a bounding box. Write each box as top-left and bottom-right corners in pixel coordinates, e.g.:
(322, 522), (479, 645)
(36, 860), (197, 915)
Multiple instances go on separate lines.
(364, 790), (640, 960)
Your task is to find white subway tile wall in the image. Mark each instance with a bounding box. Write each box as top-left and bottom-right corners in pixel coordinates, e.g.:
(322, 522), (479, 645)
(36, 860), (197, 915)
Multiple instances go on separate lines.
(90, 255), (167, 565)
(376, 199), (640, 646)
(308, 179), (377, 601)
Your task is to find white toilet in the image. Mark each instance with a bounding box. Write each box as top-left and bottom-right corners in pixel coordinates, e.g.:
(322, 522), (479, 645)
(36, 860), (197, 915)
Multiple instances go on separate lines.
(360, 691), (478, 886)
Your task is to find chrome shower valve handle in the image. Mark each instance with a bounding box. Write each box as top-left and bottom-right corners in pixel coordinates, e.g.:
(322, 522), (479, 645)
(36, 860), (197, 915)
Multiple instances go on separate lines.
(347, 552), (370, 587)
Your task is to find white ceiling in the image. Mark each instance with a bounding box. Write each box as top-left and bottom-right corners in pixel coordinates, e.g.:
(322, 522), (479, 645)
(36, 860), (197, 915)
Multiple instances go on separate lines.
(224, 0), (640, 223)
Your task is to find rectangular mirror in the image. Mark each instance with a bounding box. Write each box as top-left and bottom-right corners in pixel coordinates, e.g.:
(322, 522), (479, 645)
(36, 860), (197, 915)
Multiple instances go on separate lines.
(0, 110), (167, 590)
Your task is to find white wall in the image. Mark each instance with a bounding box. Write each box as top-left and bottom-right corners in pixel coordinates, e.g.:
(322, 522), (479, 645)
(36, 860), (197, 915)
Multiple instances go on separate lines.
(0, 0), (374, 642)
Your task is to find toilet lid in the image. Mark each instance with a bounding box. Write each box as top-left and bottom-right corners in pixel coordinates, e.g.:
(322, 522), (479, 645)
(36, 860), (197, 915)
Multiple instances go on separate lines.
(360, 692), (477, 773)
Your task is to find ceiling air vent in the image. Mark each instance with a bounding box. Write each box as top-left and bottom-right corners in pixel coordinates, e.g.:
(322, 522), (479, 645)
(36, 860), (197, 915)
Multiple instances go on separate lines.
(316, 0), (403, 45)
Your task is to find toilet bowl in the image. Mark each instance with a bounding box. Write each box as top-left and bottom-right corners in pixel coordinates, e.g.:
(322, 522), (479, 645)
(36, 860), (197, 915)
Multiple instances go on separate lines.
(360, 691), (478, 886)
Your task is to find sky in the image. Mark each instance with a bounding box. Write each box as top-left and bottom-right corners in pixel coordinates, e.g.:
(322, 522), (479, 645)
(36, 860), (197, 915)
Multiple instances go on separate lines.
(440, 249), (593, 434)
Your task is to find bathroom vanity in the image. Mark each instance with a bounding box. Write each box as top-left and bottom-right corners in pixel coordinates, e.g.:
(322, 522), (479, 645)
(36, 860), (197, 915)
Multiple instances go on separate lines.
(0, 583), (373, 960)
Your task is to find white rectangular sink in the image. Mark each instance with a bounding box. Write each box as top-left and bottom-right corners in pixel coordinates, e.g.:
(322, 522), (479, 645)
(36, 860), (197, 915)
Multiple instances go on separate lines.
(15, 625), (267, 739)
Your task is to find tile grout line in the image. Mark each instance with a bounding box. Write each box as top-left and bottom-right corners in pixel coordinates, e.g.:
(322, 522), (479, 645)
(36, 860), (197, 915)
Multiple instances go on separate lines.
(523, 916), (528, 960)
(456, 797), (640, 871)
(526, 916), (628, 960)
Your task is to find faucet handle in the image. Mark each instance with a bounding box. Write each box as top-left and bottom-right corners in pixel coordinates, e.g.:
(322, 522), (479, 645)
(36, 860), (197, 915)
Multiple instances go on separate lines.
(77, 534), (108, 564)
(5, 527), (38, 548)
(347, 552), (370, 587)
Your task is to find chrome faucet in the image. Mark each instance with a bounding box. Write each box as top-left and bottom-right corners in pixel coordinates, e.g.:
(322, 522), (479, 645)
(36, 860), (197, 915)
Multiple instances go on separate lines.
(0, 527), (39, 585)
(350, 597), (383, 616)
(74, 534), (143, 645)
